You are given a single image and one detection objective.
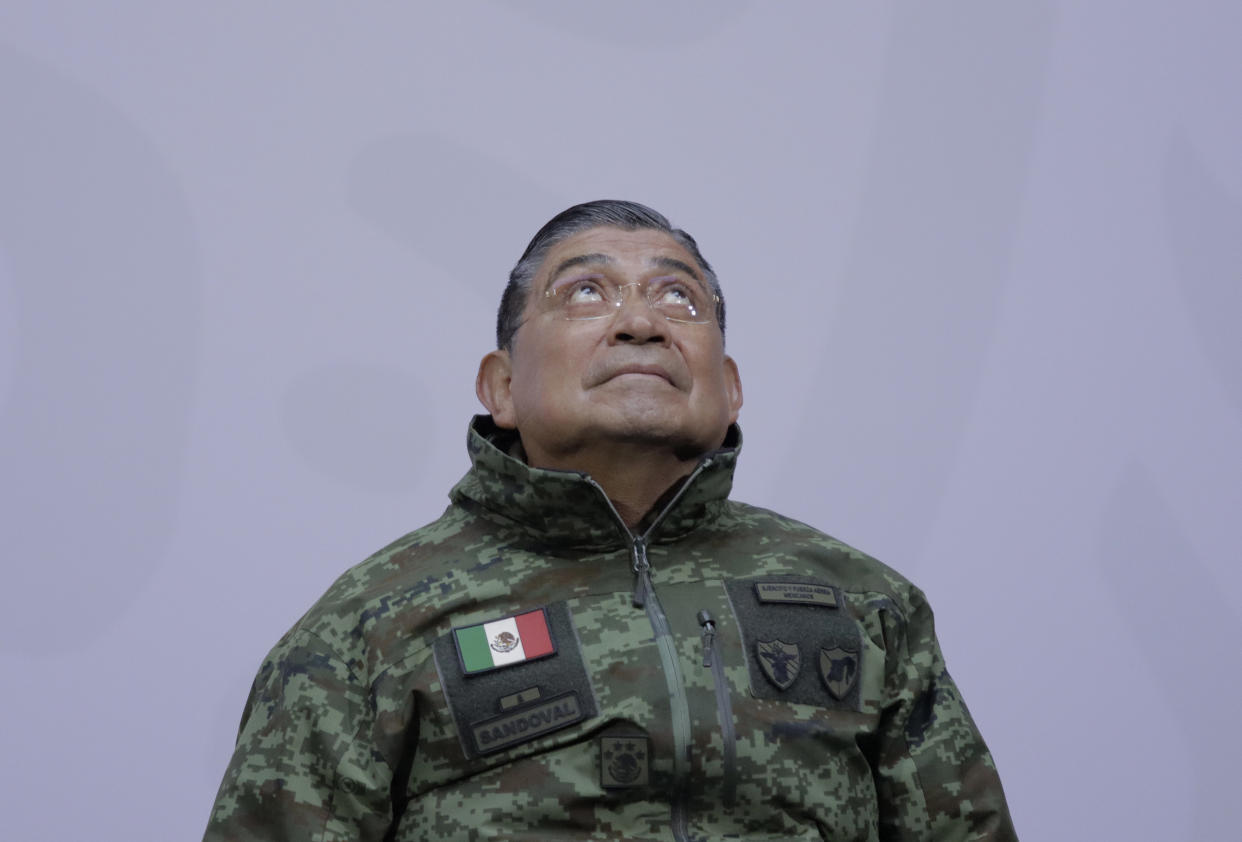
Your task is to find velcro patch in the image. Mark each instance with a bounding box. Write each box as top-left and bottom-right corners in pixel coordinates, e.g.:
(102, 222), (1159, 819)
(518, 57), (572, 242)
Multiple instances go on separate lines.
(754, 581), (838, 607)
(432, 601), (598, 759)
(453, 607), (556, 675)
(600, 734), (649, 788)
(471, 692), (583, 754)
(499, 686), (542, 710)
(820, 646), (859, 700)
(756, 639), (801, 690)
(726, 577), (862, 710)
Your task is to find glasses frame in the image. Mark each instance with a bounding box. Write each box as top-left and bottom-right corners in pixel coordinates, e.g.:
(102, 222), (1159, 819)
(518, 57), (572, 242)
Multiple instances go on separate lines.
(541, 277), (720, 326)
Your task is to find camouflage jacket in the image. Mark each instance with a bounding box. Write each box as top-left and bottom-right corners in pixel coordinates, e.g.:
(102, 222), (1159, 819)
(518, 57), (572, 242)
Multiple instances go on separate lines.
(205, 416), (1016, 841)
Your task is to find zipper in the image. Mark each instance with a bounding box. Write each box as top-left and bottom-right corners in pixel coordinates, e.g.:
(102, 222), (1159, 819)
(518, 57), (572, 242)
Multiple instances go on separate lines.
(670, 795), (690, 842)
(631, 537), (652, 608)
(624, 463), (708, 607)
(583, 464), (712, 842)
(697, 610), (738, 807)
(632, 539), (692, 842)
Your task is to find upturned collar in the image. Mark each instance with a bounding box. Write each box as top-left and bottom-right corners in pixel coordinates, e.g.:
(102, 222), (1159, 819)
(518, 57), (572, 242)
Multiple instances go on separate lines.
(449, 415), (741, 550)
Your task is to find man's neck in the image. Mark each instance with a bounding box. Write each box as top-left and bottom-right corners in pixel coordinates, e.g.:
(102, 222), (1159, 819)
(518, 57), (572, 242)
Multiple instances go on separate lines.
(522, 441), (700, 529)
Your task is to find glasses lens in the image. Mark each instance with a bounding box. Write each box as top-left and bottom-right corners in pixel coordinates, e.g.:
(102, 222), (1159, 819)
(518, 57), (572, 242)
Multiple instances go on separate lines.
(546, 276), (714, 323)
(547, 277), (612, 319)
(648, 277), (711, 323)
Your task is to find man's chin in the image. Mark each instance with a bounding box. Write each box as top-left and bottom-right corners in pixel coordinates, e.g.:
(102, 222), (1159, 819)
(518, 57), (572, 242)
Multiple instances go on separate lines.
(584, 418), (719, 462)
(522, 401), (724, 463)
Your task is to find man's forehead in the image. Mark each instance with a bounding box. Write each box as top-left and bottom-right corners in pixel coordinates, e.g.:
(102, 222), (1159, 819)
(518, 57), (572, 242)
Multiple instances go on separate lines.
(547, 252), (703, 284)
(538, 227), (701, 286)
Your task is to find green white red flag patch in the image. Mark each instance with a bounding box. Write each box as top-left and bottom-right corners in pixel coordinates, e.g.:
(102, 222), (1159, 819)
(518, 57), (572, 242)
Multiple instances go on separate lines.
(454, 608), (556, 674)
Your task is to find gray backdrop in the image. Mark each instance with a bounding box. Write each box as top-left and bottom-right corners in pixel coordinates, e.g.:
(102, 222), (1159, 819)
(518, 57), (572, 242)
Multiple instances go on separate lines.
(2, 2), (1239, 839)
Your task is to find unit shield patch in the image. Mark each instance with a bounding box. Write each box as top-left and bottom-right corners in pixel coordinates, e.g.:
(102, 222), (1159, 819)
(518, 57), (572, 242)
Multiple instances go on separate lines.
(820, 646), (859, 700)
(756, 639), (801, 690)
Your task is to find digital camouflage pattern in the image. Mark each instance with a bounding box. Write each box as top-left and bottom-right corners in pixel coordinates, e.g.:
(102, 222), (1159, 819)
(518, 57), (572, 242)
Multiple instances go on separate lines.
(205, 416), (1017, 841)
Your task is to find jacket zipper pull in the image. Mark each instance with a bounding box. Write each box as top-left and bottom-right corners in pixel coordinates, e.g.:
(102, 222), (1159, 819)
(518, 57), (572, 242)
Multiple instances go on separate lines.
(631, 538), (651, 608)
(697, 610), (716, 667)
(697, 607), (738, 807)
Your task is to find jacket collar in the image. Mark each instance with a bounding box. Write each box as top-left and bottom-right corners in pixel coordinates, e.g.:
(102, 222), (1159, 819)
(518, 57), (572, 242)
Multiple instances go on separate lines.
(449, 415), (741, 550)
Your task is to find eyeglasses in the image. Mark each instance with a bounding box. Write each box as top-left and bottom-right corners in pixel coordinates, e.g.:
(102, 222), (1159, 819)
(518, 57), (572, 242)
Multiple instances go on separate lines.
(542, 275), (719, 324)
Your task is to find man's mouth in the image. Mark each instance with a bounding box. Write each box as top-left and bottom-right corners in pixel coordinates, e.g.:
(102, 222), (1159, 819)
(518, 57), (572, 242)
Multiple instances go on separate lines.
(607, 364), (675, 385)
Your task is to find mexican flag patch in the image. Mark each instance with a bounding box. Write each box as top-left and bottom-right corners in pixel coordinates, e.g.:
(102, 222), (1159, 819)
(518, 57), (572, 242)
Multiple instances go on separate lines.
(454, 607), (556, 675)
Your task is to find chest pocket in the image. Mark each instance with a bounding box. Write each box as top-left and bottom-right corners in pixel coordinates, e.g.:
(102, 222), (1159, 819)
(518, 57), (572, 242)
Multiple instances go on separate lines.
(724, 576), (864, 711)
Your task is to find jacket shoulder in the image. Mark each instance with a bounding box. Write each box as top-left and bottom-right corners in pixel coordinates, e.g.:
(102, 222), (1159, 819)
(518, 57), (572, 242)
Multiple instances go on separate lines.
(272, 503), (494, 672)
(715, 499), (925, 610)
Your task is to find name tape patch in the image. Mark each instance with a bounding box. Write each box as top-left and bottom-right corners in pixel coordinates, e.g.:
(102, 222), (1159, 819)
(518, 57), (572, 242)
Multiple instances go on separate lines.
(471, 692), (583, 754)
(754, 581), (838, 608)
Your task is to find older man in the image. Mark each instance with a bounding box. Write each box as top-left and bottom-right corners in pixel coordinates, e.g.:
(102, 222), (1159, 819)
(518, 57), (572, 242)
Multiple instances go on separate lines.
(205, 200), (1016, 841)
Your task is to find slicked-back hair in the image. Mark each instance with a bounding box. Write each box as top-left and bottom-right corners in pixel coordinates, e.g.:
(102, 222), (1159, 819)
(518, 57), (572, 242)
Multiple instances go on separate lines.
(497, 200), (726, 351)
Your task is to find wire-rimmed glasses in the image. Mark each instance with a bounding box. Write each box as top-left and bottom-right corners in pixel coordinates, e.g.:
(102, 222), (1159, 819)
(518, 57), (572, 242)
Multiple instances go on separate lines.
(542, 275), (718, 325)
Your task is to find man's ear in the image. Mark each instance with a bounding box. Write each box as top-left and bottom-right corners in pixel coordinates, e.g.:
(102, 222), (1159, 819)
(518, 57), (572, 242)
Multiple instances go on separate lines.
(723, 355), (743, 424)
(476, 349), (517, 429)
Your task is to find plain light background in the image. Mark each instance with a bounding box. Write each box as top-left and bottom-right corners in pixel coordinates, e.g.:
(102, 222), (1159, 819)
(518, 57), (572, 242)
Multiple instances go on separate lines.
(2, 3), (1239, 839)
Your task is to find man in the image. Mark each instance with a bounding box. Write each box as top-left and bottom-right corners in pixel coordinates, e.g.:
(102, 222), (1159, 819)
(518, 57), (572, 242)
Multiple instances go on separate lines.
(205, 200), (1017, 840)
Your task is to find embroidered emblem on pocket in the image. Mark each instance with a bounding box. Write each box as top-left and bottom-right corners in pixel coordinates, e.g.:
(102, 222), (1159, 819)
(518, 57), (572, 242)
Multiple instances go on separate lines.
(757, 639), (801, 690)
(600, 735), (649, 788)
(820, 646), (859, 700)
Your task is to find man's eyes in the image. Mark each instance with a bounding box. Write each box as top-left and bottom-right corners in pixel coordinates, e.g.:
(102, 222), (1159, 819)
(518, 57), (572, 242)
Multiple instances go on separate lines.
(653, 281), (693, 305)
(563, 278), (607, 302)
(549, 275), (701, 308)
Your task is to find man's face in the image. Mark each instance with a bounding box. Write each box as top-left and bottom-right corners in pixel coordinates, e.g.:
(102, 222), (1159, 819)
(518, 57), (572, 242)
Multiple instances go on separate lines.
(481, 226), (742, 466)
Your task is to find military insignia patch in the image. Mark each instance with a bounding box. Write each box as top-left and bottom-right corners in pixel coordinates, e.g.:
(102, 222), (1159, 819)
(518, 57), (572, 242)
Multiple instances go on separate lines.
(819, 646), (859, 700)
(600, 735), (649, 788)
(498, 686), (542, 711)
(434, 601), (597, 759)
(754, 581), (838, 607)
(756, 639), (801, 690)
(453, 607), (556, 675)
(470, 692), (583, 755)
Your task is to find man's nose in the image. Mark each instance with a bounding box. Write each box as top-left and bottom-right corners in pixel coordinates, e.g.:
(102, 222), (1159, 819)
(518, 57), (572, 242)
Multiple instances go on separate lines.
(609, 283), (668, 344)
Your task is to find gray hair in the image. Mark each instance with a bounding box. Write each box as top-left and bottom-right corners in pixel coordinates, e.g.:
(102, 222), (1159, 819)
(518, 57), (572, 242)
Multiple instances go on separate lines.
(497, 199), (726, 351)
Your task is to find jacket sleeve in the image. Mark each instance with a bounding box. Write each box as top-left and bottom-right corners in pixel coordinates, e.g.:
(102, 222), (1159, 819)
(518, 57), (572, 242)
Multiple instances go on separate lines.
(871, 589), (1018, 841)
(204, 630), (394, 842)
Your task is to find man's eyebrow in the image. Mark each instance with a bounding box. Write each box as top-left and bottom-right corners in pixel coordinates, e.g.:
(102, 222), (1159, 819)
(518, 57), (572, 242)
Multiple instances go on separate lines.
(549, 253), (614, 281)
(648, 256), (701, 281)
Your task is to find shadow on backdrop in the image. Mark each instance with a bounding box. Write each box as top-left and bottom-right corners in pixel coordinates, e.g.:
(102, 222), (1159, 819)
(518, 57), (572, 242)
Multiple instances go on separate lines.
(280, 362), (432, 495)
(1164, 136), (1242, 421)
(1101, 464), (1240, 839)
(348, 131), (562, 301)
(0, 45), (199, 654)
(795, 1), (1054, 565)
